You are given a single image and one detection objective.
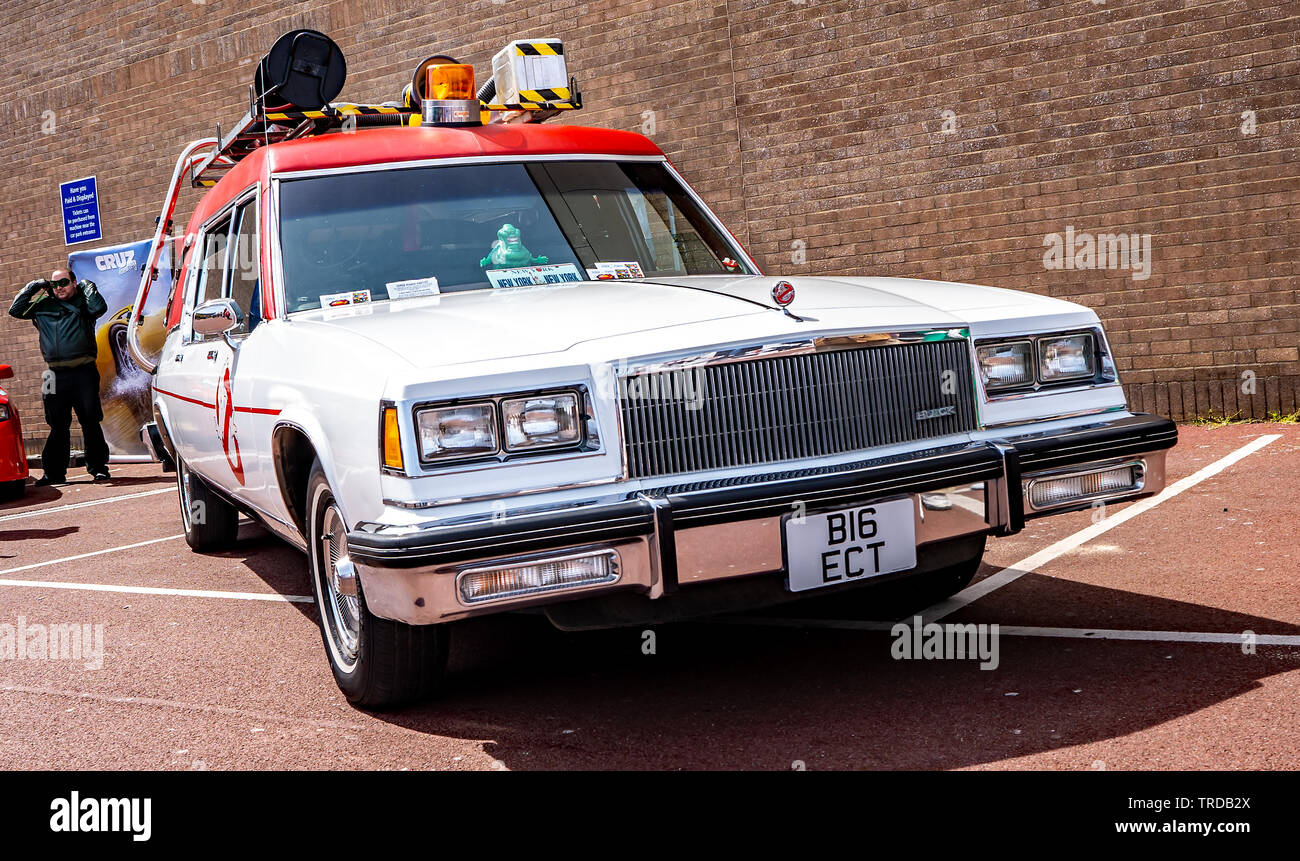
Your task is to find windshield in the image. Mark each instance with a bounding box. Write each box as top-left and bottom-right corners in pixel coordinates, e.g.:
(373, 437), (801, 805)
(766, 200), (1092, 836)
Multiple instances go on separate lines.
(277, 159), (752, 312)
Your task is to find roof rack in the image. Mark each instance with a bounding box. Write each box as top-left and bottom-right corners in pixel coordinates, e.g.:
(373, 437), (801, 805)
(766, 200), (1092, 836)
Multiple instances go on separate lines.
(188, 90), (416, 187)
(189, 83), (583, 188)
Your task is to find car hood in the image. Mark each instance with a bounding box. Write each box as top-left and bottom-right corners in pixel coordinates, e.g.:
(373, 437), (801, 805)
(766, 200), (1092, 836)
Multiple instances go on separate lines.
(645, 274), (1085, 317)
(289, 275), (1093, 369)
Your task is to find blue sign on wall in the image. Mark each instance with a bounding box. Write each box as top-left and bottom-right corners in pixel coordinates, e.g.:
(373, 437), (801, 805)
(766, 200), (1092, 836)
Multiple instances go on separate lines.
(60, 176), (102, 245)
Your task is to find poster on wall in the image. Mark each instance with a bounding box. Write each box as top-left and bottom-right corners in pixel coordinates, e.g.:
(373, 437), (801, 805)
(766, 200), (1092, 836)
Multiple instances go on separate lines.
(66, 238), (171, 459)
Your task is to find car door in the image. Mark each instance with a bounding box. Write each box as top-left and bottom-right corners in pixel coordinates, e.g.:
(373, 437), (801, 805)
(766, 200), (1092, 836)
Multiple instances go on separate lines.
(218, 194), (272, 500)
(161, 207), (234, 476)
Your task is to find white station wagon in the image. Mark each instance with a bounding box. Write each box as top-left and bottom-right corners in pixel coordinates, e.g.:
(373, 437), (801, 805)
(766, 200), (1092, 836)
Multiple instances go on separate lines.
(130, 32), (1178, 706)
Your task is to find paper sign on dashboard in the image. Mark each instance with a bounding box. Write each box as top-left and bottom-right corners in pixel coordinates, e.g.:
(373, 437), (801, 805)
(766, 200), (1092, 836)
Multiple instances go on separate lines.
(385, 277), (441, 300)
(319, 289), (372, 309)
(585, 261), (645, 280)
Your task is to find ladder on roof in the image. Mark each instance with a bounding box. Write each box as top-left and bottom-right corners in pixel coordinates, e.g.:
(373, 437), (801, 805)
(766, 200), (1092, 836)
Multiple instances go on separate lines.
(189, 84), (583, 188)
(189, 89), (418, 188)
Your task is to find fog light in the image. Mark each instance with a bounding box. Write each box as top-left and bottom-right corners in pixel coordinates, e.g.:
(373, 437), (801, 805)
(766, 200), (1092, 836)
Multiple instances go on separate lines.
(1027, 462), (1143, 510)
(457, 550), (619, 604)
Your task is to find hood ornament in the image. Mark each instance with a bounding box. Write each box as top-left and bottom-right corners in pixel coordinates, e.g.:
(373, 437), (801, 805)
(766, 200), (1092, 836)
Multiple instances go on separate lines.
(770, 280), (805, 321)
(771, 280), (796, 307)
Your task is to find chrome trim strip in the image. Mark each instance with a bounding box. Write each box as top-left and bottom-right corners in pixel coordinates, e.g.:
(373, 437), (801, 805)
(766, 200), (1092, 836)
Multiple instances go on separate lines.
(637, 492), (673, 598)
(269, 177), (285, 322)
(620, 328), (969, 377)
(272, 152), (667, 180)
(981, 402), (1126, 429)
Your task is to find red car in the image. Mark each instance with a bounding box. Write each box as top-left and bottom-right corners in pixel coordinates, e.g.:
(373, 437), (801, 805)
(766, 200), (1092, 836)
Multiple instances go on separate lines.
(0, 364), (29, 501)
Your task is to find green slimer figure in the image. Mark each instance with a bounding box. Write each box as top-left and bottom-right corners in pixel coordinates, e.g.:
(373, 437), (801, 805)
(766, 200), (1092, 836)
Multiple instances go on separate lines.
(480, 223), (548, 267)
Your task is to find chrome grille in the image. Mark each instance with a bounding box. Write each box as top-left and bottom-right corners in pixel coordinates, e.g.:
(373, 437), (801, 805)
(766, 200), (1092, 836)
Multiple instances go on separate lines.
(619, 339), (979, 479)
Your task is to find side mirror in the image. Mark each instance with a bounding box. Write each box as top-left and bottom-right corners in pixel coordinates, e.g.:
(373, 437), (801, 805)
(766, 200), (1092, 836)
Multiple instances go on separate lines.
(0, 364), (12, 380)
(193, 298), (243, 346)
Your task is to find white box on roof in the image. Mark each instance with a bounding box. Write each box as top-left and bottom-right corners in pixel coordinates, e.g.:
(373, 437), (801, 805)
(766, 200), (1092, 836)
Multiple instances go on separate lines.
(491, 39), (569, 104)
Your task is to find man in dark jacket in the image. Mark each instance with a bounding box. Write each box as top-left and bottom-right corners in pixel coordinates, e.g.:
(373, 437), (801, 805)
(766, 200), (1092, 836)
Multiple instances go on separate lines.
(8, 268), (111, 484)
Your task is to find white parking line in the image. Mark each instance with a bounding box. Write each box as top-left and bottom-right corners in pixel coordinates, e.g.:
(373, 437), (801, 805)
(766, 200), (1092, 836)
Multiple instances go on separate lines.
(0, 534), (313, 603)
(0, 533), (187, 576)
(0, 577), (313, 603)
(714, 617), (1300, 646)
(920, 432), (1283, 623)
(0, 683), (362, 729)
(0, 487), (173, 523)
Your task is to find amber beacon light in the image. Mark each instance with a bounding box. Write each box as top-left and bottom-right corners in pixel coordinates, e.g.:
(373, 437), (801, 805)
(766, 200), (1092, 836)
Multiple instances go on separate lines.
(420, 62), (480, 126)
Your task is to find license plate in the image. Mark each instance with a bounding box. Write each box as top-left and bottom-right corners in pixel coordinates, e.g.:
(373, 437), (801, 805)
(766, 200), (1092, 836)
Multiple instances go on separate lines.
(784, 498), (917, 592)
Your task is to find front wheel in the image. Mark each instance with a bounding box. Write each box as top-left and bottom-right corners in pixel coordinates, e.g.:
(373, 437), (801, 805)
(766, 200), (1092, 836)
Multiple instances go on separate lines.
(306, 460), (447, 708)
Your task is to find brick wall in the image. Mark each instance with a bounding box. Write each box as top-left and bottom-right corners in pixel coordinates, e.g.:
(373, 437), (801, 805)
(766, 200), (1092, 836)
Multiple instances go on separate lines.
(2, 0), (1296, 450)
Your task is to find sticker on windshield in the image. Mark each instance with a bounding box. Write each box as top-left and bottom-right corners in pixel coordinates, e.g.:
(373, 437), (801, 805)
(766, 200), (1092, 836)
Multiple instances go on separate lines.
(386, 277), (441, 300)
(486, 263), (582, 288)
(319, 289), (371, 309)
(585, 261), (645, 281)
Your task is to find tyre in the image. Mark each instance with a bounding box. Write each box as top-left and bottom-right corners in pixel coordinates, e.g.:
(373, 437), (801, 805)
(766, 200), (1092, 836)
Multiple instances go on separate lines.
(0, 479), (25, 502)
(306, 459), (447, 709)
(176, 455), (239, 551)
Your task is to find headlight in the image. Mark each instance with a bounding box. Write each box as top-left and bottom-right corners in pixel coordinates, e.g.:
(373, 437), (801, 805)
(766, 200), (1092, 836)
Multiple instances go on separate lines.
(976, 329), (1112, 397)
(976, 341), (1034, 391)
(1038, 333), (1096, 383)
(417, 403), (497, 461)
(501, 393), (580, 451)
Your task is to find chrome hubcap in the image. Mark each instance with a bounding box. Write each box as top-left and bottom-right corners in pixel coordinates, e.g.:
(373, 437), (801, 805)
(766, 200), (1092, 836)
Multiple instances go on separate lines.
(177, 462), (193, 530)
(320, 505), (361, 667)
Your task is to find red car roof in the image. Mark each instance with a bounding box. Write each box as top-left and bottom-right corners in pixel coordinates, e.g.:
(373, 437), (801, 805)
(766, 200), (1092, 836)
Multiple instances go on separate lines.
(264, 123), (664, 174)
(189, 123), (664, 229)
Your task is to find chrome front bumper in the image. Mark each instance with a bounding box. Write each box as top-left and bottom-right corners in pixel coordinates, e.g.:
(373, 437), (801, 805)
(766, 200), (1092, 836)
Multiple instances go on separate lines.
(347, 414), (1177, 625)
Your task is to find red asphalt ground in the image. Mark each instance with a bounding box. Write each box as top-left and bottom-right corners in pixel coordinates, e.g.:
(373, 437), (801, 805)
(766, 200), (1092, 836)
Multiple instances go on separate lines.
(0, 423), (1296, 770)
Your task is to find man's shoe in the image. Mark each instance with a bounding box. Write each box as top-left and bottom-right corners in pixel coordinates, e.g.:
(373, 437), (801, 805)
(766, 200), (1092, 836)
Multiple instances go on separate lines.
(34, 476), (65, 486)
(91, 471), (110, 482)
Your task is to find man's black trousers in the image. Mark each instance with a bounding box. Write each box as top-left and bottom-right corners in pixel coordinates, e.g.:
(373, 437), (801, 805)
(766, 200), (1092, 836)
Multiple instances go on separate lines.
(41, 363), (109, 479)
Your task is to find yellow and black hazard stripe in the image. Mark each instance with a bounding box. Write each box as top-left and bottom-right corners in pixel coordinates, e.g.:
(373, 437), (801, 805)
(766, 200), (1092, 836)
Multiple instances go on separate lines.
(263, 105), (412, 121)
(517, 87), (571, 103)
(514, 41), (563, 56)
(482, 101), (580, 112)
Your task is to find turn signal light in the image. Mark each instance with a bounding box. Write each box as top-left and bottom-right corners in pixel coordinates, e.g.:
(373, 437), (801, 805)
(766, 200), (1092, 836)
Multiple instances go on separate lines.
(1026, 462), (1143, 511)
(426, 64), (475, 101)
(457, 550), (619, 604)
(382, 407), (403, 470)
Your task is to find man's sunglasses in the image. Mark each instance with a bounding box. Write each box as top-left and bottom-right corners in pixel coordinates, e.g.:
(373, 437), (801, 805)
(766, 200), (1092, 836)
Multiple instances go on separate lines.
(50, 278), (72, 288)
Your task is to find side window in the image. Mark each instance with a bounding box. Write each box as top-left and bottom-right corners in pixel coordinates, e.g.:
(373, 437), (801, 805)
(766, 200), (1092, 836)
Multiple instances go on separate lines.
(227, 200), (261, 337)
(191, 214), (232, 341)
